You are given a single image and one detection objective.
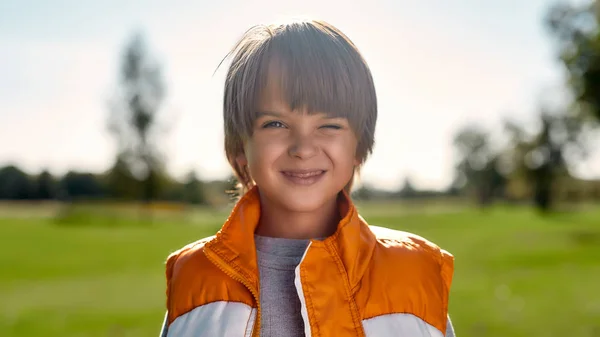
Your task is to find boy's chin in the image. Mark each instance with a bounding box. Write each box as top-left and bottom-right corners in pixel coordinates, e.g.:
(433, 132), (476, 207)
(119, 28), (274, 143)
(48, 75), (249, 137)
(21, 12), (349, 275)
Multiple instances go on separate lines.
(280, 199), (330, 213)
(271, 189), (341, 213)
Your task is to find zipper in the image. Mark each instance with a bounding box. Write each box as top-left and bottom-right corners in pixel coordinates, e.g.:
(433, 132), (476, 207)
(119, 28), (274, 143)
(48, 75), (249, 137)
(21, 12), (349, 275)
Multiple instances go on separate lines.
(204, 246), (261, 337)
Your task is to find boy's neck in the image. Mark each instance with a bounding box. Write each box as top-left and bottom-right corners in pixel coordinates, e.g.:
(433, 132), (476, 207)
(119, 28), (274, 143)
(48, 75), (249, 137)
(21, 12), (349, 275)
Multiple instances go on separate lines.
(255, 193), (341, 240)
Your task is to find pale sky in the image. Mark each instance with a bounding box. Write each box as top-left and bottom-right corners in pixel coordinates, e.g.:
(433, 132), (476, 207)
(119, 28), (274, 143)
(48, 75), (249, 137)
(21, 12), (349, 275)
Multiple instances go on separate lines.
(1, 0), (598, 191)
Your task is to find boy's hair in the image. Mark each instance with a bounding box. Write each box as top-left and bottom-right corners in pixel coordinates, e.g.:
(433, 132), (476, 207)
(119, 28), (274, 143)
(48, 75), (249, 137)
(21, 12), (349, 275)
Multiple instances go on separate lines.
(222, 19), (377, 195)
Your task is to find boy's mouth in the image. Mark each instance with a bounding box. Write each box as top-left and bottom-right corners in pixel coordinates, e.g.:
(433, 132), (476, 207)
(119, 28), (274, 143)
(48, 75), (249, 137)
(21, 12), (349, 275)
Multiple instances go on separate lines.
(280, 169), (326, 185)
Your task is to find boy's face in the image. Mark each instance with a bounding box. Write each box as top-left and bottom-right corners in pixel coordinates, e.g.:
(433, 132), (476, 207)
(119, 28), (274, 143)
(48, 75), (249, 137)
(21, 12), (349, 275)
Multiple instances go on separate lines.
(236, 79), (359, 213)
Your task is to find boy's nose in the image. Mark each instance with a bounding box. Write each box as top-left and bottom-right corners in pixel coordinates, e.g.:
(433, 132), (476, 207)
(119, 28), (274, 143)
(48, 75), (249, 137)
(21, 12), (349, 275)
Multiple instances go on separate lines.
(288, 134), (318, 159)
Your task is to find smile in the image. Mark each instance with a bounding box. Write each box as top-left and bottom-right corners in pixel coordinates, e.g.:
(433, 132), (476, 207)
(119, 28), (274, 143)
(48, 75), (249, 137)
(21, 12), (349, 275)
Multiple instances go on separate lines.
(280, 170), (326, 185)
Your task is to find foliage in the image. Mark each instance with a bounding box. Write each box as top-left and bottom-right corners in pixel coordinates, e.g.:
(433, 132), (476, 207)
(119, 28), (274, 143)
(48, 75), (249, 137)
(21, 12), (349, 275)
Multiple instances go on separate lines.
(182, 171), (206, 205)
(0, 165), (212, 206)
(546, 1), (600, 122)
(452, 124), (507, 206)
(0, 165), (32, 200)
(107, 33), (169, 203)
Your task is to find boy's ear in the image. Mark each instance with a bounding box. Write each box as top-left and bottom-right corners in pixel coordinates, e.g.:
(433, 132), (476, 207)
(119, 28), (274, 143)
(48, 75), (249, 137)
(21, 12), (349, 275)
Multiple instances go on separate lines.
(236, 152), (248, 167)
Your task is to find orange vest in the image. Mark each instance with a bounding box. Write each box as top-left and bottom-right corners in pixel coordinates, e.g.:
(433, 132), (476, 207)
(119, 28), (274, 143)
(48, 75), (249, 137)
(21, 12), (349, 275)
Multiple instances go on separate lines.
(164, 187), (454, 337)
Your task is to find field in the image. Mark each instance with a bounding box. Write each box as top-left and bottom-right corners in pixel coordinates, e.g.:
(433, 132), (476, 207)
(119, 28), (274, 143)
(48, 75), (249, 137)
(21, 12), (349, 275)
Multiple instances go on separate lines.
(0, 201), (599, 337)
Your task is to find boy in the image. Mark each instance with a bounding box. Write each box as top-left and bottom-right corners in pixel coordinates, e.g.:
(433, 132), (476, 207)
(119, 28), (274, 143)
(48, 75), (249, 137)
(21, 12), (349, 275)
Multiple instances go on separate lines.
(160, 19), (455, 337)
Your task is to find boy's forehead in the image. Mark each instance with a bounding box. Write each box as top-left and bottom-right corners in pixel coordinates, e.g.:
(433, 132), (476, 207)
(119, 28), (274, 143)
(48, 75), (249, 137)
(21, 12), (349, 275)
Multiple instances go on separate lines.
(257, 81), (323, 116)
(259, 77), (284, 104)
(256, 65), (291, 111)
(252, 56), (352, 119)
(257, 61), (330, 115)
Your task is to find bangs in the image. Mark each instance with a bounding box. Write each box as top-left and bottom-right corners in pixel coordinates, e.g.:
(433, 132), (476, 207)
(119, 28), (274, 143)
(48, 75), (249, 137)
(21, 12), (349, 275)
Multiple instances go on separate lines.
(224, 21), (377, 140)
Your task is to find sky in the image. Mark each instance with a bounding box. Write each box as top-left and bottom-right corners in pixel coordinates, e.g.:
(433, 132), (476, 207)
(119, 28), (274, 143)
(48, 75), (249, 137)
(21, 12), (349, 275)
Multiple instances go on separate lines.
(1, 0), (598, 191)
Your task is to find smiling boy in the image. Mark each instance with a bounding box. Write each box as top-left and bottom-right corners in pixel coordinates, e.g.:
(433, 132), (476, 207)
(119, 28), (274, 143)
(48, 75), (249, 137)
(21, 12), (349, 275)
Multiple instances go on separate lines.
(160, 19), (455, 337)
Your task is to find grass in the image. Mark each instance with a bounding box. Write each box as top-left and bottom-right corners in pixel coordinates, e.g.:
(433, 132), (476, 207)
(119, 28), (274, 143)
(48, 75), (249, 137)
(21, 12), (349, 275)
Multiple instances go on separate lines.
(0, 202), (599, 336)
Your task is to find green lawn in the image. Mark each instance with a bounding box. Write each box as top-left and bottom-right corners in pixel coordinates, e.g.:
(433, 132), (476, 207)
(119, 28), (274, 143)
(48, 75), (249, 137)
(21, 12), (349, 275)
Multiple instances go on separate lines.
(0, 202), (599, 336)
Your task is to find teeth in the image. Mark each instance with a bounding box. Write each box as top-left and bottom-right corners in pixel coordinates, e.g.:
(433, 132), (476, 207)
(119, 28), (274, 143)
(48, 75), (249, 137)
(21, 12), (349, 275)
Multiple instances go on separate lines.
(285, 171), (323, 178)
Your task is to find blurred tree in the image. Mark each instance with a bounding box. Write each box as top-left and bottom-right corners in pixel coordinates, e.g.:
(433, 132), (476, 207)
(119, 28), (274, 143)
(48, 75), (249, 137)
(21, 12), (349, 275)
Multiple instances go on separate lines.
(59, 171), (105, 200)
(0, 165), (32, 199)
(452, 125), (506, 206)
(224, 174), (242, 200)
(34, 170), (56, 200)
(105, 155), (139, 200)
(162, 181), (185, 202)
(546, 1), (600, 122)
(502, 109), (584, 212)
(107, 33), (168, 203)
(529, 114), (565, 211)
(352, 184), (375, 201)
(501, 119), (537, 201)
(397, 177), (417, 199)
(183, 170), (206, 205)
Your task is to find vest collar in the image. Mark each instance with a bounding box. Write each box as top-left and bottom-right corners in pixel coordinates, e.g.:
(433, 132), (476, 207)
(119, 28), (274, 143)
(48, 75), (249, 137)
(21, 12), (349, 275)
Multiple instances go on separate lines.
(204, 185), (376, 292)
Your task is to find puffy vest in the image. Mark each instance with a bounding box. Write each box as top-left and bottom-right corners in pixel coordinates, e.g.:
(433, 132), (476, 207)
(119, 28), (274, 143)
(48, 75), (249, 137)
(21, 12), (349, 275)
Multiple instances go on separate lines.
(164, 187), (454, 336)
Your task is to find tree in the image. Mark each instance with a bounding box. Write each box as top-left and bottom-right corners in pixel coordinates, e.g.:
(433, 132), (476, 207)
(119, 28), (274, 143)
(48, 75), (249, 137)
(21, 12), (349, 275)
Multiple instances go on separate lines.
(59, 171), (105, 200)
(34, 170), (56, 200)
(501, 118), (537, 201)
(545, 1), (600, 123)
(105, 155), (139, 200)
(0, 165), (32, 200)
(183, 170), (206, 205)
(108, 33), (168, 203)
(528, 114), (564, 211)
(502, 109), (583, 212)
(452, 124), (505, 206)
(352, 184), (375, 201)
(224, 174), (242, 200)
(397, 177), (417, 199)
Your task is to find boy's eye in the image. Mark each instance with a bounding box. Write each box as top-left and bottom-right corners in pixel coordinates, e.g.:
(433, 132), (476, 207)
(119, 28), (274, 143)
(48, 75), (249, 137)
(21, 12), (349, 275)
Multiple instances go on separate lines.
(320, 124), (342, 130)
(262, 121), (286, 128)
